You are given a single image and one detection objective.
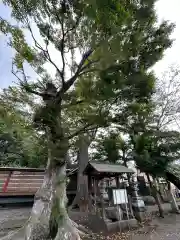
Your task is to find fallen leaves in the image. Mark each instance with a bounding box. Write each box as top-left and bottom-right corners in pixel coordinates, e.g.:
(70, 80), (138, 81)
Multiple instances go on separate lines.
(82, 231), (135, 240)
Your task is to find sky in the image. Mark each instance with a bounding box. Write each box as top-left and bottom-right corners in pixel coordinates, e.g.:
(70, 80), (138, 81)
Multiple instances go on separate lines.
(154, 0), (180, 76)
(0, 0), (180, 88)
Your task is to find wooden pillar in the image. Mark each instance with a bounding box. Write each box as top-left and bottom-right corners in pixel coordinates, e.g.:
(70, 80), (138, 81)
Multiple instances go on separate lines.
(116, 176), (120, 188)
(88, 175), (93, 211)
(94, 178), (97, 213)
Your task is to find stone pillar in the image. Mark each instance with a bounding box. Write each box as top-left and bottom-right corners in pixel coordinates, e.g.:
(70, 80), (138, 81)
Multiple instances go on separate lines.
(99, 179), (107, 220)
(130, 174), (145, 222)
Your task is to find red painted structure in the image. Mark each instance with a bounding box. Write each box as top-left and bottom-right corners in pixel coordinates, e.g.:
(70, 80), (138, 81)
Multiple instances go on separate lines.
(0, 167), (44, 196)
(2, 171), (12, 193)
(0, 167), (77, 200)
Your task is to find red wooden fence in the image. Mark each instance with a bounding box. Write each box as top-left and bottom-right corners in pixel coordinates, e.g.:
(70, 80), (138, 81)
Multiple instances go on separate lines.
(0, 167), (44, 196)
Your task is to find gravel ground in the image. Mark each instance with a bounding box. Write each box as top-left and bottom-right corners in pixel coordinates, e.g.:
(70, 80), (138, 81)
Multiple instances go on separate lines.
(0, 207), (31, 223)
(1, 205), (180, 240)
(0, 207), (31, 238)
(132, 213), (180, 240)
(83, 214), (180, 240)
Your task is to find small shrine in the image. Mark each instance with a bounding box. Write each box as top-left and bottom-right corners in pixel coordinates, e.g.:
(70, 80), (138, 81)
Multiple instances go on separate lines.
(82, 162), (140, 233)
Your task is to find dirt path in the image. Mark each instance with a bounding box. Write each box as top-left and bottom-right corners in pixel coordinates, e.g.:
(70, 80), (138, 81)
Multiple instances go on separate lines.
(1, 206), (180, 240)
(83, 213), (180, 240)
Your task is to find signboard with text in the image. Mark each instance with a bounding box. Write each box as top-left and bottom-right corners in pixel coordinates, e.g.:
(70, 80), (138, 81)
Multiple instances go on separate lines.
(112, 189), (128, 205)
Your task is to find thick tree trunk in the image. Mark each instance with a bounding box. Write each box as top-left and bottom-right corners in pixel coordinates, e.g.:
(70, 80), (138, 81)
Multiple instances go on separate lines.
(166, 171), (180, 189)
(167, 182), (179, 213)
(25, 84), (81, 239)
(123, 159), (131, 185)
(25, 158), (57, 240)
(25, 161), (80, 240)
(152, 189), (164, 218)
(70, 136), (89, 211)
(53, 164), (80, 240)
(147, 174), (164, 218)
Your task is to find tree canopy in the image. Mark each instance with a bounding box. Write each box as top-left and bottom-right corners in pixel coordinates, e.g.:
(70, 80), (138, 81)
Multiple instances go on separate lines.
(0, 0), (177, 239)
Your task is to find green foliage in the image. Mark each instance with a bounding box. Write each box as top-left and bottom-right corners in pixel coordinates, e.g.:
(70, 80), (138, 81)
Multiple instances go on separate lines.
(0, 2), (176, 239)
(0, 1), (137, 157)
(0, 0), (175, 176)
(92, 132), (120, 163)
(73, 1), (174, 140)
(89, 0), (175, 177)
(0, 88), (47, 167)
(91, 132), (133, 166)
(0, 0), (132, 74)
(133, 130), (180, 177)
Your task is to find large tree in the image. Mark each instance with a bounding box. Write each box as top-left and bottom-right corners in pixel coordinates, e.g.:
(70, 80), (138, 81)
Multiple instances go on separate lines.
(0, 1), (135, 240)
(0, 0), (174, 239)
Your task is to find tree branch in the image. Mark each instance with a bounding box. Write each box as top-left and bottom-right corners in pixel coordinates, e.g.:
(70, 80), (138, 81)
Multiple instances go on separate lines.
(57, 49), (93, 98)
(11, 63), (44, 97)
(50, 3), (66, 84)
(61, 100), (84, 109)
(78, 68), (100, 77)
(156, 74), (180, 129)
(67, 124), (97, 140)
(27, 20), (63, 83)
(80, 59), (100, 72)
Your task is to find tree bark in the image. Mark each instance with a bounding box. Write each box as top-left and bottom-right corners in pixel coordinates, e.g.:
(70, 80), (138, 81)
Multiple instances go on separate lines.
(123, 158), (131, 185)
(166, 171), (180, 189)
(25, 159), (80, 240)
(147, 174), (164, 218)
(25, 156), (57, 240)
(24, 82), (83, 239)
(152, 188), (164, 218)
(53, 164), (81, 240)
(167, 182), (179, 213)
(70, 135), (89, 211)
(25, 125), (80, 239)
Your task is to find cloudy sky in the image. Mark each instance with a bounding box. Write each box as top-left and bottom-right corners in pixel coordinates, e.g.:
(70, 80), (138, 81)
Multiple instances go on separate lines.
(0, 0), (180, 88)
(154, 0), (180, 75)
